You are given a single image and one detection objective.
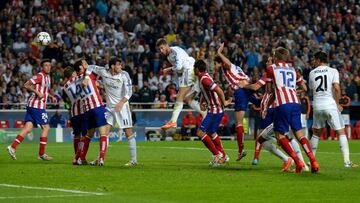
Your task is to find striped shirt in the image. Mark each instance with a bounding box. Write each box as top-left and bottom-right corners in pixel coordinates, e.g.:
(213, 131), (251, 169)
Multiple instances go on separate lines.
(27, 71), (51, 109)
(266, 62), (302, 107)
(62, 76), (84, 117)
(223, 63), (249, 90)
(78, 72), (104, 112)
(199, 72), (224, 114)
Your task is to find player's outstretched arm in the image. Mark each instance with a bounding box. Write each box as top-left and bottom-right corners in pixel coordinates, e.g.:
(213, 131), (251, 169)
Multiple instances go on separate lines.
(217, 43), (231, 68)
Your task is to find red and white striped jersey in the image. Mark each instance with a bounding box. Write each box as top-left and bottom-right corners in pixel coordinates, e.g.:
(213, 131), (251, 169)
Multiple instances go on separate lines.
(255, 73), (276, 109)
(199, 72), (224, 114)
(27, 71), (51, 109)
(62, 76), (84, 117)
(223, 63), (249, 89)
(79, 73), (104, 112)
(266, 62), (302, 107)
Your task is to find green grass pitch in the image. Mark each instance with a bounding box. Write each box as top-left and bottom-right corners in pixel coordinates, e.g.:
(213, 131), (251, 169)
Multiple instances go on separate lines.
(0, 140), (359, 202)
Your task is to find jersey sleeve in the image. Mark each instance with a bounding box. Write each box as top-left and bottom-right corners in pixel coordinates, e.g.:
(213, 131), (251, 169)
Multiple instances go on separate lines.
(86, 65), (106, 77)
(123, 71), (133, 100)
(29, 73), (42, 85)
(171, 50), (183, 71)
(201, 77), (217, 90)
(296, 70), (303, 85)
(333, 69), (340, 84)
(308, 72), (314, 91)
(256, 74), (267, 87)
(266, 66), (274, 83)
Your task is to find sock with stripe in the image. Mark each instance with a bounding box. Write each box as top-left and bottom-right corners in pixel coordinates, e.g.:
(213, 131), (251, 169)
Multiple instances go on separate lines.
(80, 136), (91, 160)
(278, 137), (301, 164)
(212, 134), (225, 156)
(11, 135), (24, 149)
(201, 134), (219, 155)
(39, 137), (48, 156)
(99, 135), (108, 160)
(289, 138), (305, 163)
(298, 136), (316, 163)
(253, 136), (262, 160)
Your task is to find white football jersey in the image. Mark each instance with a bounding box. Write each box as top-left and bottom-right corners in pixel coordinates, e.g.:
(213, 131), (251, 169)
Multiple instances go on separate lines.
(167, 46), (195, 73)
(309, 65), (339, 110)
(87, 65), (132, 109)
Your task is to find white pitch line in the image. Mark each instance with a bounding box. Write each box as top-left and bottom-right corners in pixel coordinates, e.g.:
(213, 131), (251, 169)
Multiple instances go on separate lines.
(0, 194), (88, 199)
(0, 184), (106, 196)
(138, 146), (360, 155)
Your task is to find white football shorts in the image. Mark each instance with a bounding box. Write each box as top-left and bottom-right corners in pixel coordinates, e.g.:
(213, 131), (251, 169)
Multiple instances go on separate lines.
(312, 109), (345, 131)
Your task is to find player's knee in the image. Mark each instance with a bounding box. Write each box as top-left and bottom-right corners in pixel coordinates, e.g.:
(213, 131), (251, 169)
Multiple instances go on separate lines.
(196, 130), (205, 138)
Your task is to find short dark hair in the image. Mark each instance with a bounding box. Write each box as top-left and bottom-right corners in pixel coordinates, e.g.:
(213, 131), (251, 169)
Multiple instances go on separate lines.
(156, 38), (167, 47)
(194, 60), (207, 72)
(214, 55), (222, 63)
(40, 59), (51, 67)
(64, 66), (74, 78)
(273, 47), (290, 61)
(73, 59), (83, 72)
(109, 57), (122, 67)
(314, 51), (328, 63)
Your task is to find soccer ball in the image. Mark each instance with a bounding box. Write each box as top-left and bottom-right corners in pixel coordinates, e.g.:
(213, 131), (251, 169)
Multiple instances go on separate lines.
(36, 32), (52, 46)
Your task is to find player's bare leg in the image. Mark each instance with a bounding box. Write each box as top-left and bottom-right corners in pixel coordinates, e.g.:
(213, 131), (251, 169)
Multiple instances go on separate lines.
(38, 124), (52, 161)
(124, 128), (138, 166)
(162, 86), (191, 129)
(7, 122), (34, 160)
(235, 111), (247, 161)
(293, 130), (319, 173)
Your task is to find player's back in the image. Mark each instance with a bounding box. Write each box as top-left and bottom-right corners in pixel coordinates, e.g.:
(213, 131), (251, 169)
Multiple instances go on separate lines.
(63, 76), (84, 116)
(309, 65), (338, 110)
(267, 62), (300, 106)
(223, 64), (249, 89)
(199, 72), (223, 114)
(168, 46), (195, 71)
(79, 74), (104, 112)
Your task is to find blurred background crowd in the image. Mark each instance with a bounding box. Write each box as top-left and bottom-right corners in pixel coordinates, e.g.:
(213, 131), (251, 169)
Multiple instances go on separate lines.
(0, 0), (359, 109)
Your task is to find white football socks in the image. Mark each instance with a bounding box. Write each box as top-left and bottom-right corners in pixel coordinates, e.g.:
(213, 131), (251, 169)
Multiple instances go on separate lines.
(170, 101), (184, 123)
(128, 135), (137, 163)
(339, 134), (350, 164)
(310, 135), (319, 156)
(189, 100), (206, 116)
(262, 140), (288, 162)
(290, 139), (305, 163)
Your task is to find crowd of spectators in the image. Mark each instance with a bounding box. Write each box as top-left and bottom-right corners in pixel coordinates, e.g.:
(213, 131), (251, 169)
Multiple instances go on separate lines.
(0, 0), (359, 110)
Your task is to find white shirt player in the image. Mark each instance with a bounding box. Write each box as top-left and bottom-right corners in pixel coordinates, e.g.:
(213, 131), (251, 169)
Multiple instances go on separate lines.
(309, 65), (339, 110)
(87, 65), (132, 109)
(167, 46), (195, 73)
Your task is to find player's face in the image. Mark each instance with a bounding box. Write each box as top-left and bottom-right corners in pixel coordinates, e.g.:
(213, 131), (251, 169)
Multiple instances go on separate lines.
(158, 44), (170, 56)
(112, 61), (122, 74)
(42, 62), (51, 74)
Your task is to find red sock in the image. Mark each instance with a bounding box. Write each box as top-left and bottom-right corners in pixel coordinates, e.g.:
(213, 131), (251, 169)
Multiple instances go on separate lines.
(253, 136), (262, 160)
(80, 136), (91, 160)
(99, 135), (108, 160)
(278, 137), (300, 164)
(73, 137), (80, 155)
(201, 135), (219, 155)
(11, 135), (24, 149)
(299, 136), (316, 162)
(39, 137), (47, 156)
(212, 134), (225, 156)
(236, 125), (244, 153)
